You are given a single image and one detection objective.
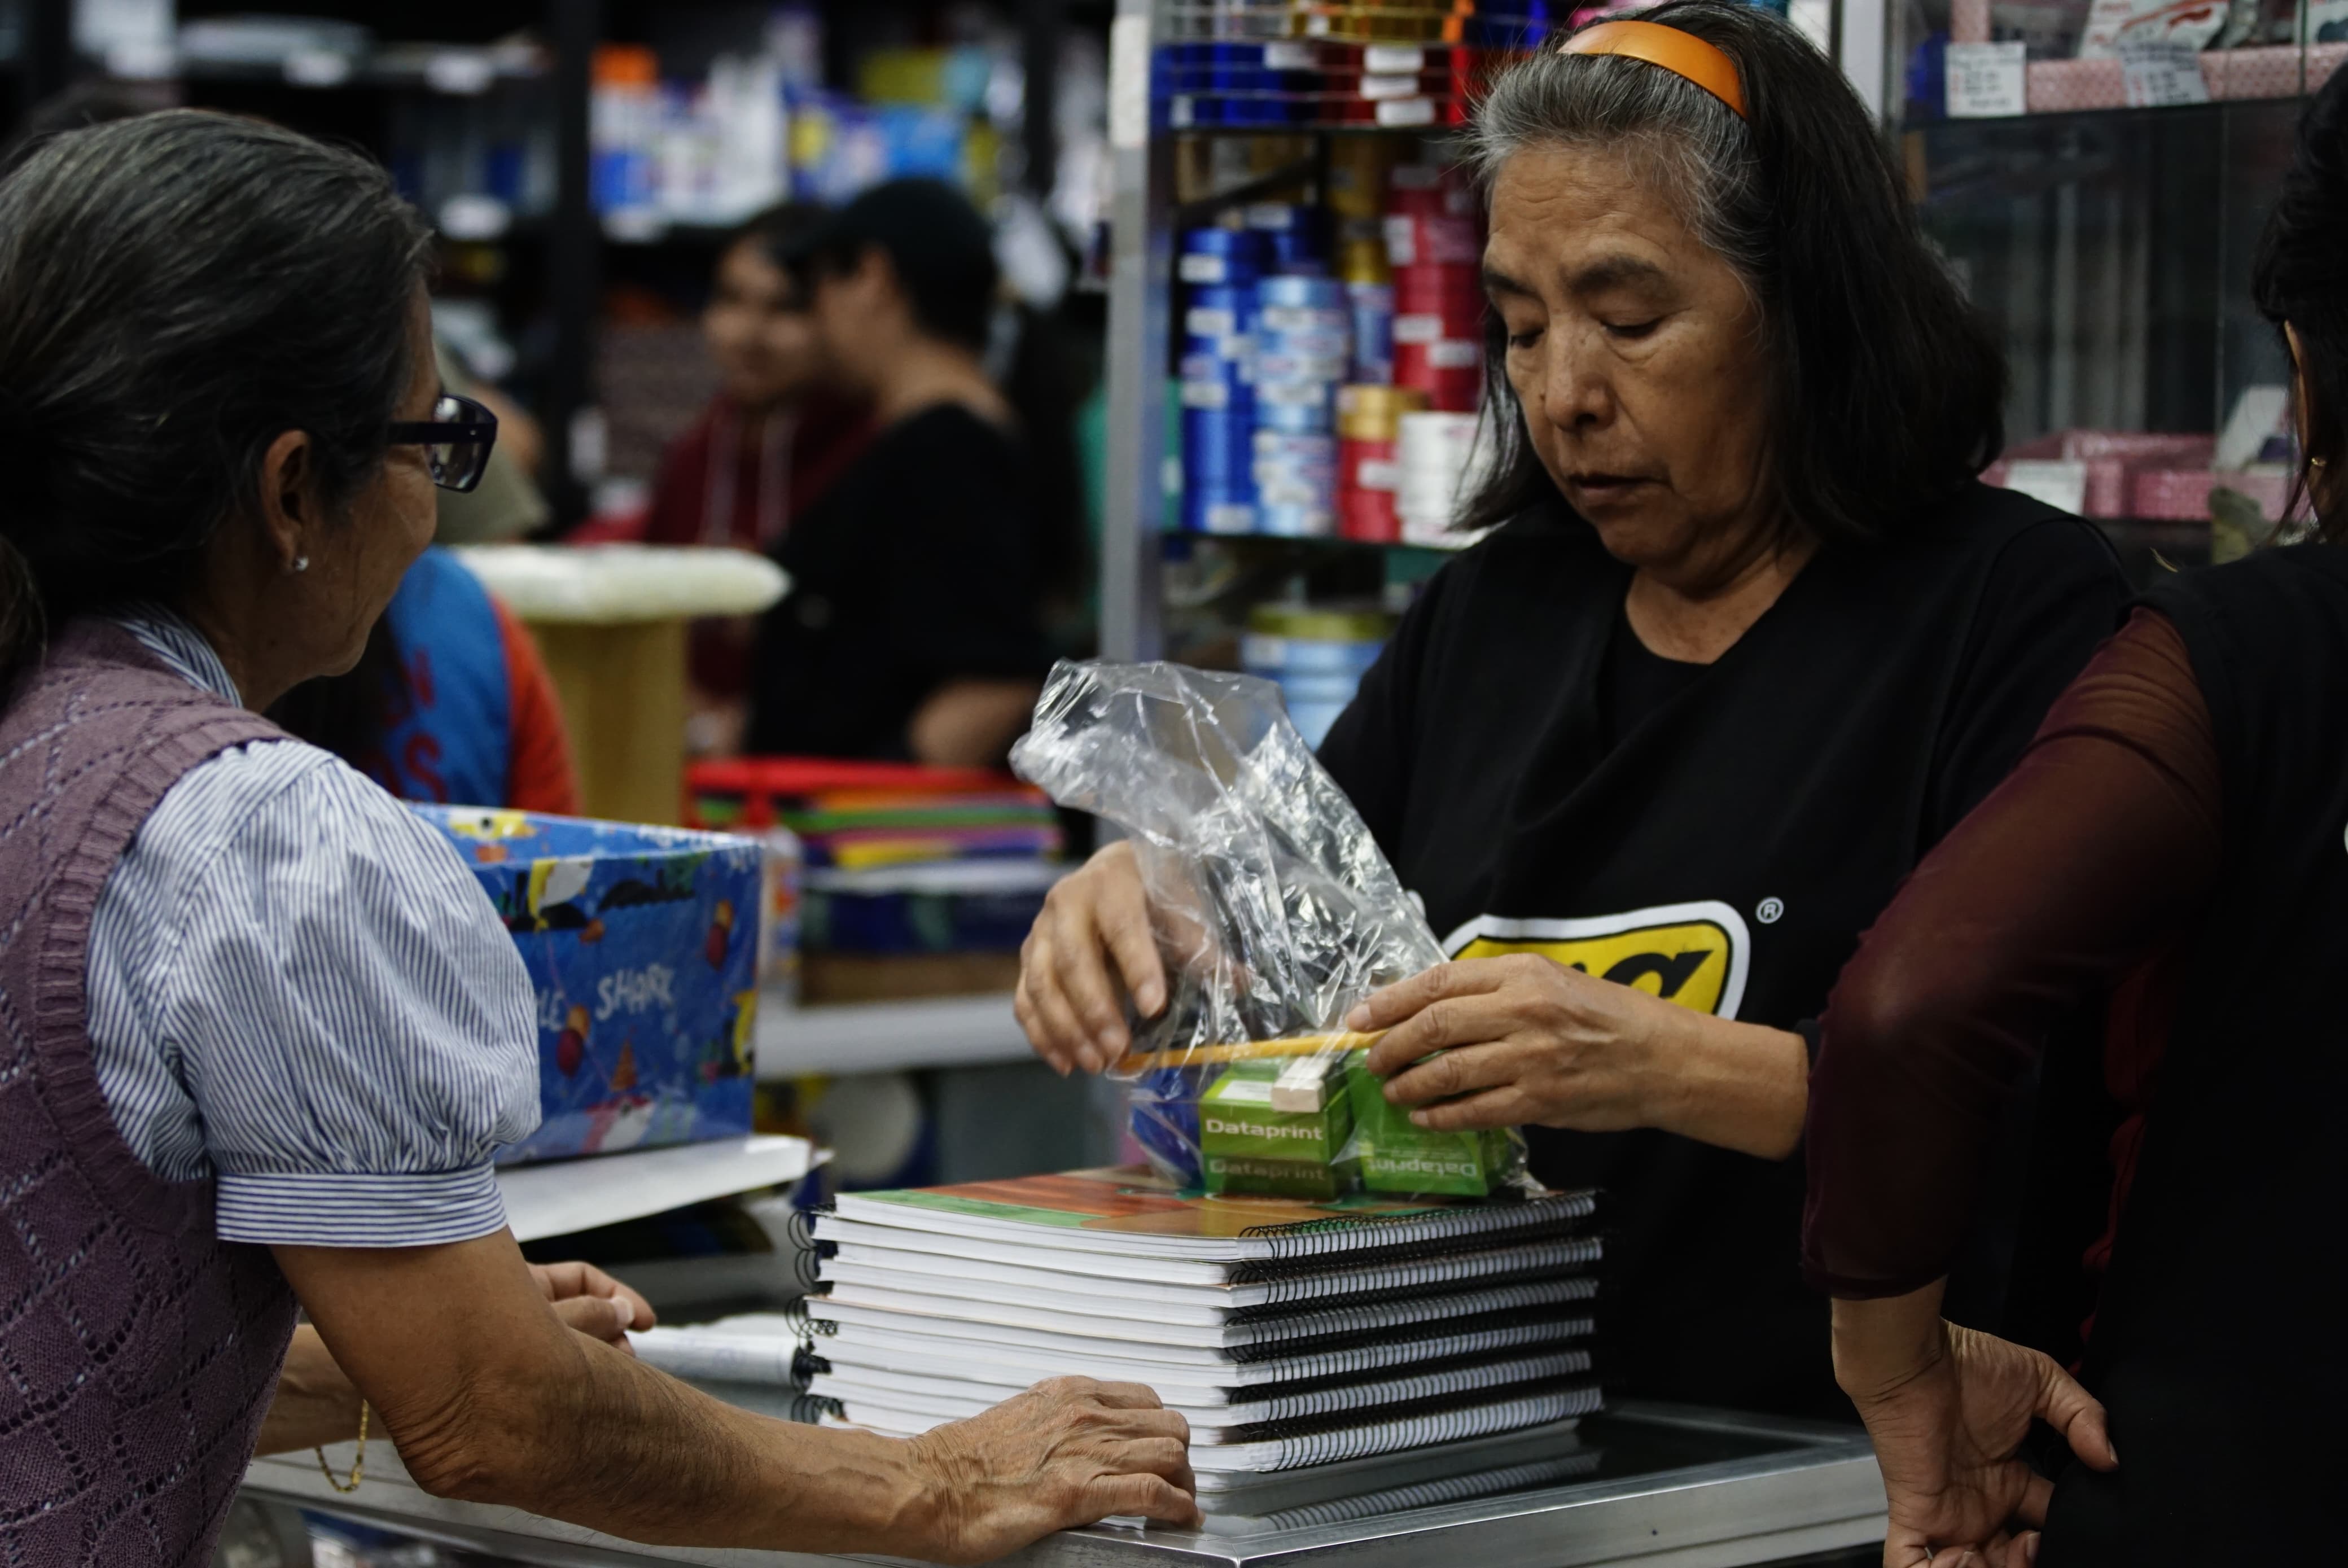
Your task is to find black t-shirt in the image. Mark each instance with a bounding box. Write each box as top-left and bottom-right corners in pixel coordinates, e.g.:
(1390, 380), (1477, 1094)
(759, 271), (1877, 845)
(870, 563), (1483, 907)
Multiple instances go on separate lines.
(748, 404), (1048, 760)
(1602, 607), (1707, 750)
(1318, 484), (2128, 1419)
(2040, 545), (2348, 1563)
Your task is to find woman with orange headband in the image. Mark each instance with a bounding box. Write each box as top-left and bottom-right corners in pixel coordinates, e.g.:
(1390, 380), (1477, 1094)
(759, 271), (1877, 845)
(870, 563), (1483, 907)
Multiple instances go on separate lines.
(1019, 2), (2123, 1422)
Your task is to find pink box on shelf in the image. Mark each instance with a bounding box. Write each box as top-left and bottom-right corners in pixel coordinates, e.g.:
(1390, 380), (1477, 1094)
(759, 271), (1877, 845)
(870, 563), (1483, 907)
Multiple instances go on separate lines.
(2028, 57), (2125, 113)
(2130, 468), (2292, 521)
(1989, 431), (2213, 519)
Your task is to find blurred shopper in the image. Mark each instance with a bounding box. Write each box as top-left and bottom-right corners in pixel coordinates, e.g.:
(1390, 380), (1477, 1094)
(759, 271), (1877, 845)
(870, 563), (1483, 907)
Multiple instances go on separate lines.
(641, 203), (873, 746)
(1807, 66), (2348, 1566)
(0, 111), (1194, 1566)
(271, 545), (582, 813)
(748, 177), (1077, 766)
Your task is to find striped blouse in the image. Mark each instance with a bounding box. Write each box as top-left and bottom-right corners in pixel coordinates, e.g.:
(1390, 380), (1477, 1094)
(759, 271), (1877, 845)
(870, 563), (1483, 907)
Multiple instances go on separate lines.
(87, 607), (541, 1246)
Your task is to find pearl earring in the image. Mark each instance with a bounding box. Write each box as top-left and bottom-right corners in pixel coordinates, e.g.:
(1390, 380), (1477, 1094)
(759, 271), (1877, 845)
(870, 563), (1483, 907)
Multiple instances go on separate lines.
(291, 555), (310, 573)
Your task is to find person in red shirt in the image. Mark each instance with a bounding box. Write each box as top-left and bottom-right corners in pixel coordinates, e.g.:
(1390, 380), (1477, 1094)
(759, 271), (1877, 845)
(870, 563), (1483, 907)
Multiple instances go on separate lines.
(640, 203), (872, 741)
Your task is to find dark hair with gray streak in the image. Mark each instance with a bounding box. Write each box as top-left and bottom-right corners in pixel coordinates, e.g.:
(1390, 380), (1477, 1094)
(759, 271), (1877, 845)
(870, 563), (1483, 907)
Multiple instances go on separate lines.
(0, 110), (432, 682)
(1460, 1), (2005, 541)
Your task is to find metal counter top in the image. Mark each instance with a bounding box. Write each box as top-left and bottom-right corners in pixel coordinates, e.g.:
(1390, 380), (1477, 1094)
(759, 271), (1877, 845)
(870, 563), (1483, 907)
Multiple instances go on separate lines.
(242, 1401), (1885, 1568)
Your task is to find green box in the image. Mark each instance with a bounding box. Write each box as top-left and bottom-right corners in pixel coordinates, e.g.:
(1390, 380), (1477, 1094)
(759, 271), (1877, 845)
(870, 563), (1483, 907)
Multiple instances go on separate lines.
(1199, 1059), (1356, 1199)
(1344, 1052), (1512, 1197)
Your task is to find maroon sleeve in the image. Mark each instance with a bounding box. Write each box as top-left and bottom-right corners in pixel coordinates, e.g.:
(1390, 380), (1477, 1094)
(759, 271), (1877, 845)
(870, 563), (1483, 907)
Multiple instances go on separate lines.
(1802, 607), (2223, 1298)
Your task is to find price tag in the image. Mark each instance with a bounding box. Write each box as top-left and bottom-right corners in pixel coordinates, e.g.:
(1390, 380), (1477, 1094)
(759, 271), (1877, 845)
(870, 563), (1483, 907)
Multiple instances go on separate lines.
(284, 49), (354, 87)
(1364, 44), (1425, 72)
(425, 50), (497, 95)
(2118, 41), (2210, 107)
(1360, 73), (1421, 100)
(1375, 97), (1436, 128)
(1264, 42), (1316, 69)
(1944, 41), (2027, 119)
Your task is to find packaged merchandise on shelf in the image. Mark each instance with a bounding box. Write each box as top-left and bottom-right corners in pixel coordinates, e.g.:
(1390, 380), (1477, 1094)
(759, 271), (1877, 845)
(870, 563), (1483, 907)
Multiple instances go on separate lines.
(1011, 660), (1527, 1199)
(1397, 409), (1493, 542)
(685, 759), (1066, 999)
(418, 806), (762, 1164)
(1337, 383), (1430, 541)
(1175, 164), (1481, 537)
(1242, 601), (1395, 748)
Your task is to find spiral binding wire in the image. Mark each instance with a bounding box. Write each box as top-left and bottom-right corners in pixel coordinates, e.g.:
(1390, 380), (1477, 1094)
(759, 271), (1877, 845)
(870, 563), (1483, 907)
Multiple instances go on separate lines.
(781, 1207), (838, 1294)
(1251, 1451), (1604, 1531)
(1224, 1272), (1596, 1349)
(782, 1294), (838, 1341)
(1234, 1237), (1602, 1314)
(1241, 1381), (1605, 1470)
(790, 1393), (846, 1424)
(1223, 1300), (1592, 1364)
(1226, 1189), (1598, 1281)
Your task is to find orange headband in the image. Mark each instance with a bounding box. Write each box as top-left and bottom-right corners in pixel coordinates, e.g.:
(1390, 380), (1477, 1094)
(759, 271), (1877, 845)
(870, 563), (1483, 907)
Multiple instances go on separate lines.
(1560, 20), (1748, 120)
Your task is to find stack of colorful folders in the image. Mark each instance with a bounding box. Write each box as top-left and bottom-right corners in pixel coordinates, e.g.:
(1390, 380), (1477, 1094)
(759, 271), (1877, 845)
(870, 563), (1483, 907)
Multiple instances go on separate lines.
(799, 1166), (1603, 1520)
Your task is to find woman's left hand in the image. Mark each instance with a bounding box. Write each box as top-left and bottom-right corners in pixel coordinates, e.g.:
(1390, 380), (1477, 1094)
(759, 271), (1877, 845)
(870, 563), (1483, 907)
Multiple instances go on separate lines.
(529, 1260), (656, 1350)
(1350, 954), (1687, 1134)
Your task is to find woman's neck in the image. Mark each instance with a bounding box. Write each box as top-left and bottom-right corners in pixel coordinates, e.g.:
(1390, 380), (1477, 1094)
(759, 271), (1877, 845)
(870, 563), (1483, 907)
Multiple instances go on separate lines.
(1624, 531), (1817, 665)
(865, 336), (1010, 428)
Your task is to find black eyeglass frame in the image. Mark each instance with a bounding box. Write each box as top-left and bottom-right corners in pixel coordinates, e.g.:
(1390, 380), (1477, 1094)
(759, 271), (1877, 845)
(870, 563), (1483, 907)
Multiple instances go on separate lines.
(389, 393), (500, 493)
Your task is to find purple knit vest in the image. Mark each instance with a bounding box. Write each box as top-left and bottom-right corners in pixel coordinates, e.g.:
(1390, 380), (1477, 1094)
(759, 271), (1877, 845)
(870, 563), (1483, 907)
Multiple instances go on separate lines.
(0, 620), (301, 1565)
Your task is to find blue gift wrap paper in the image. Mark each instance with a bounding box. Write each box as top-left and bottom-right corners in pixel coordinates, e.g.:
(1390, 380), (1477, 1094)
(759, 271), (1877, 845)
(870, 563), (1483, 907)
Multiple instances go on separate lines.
(416, 806), (764, 1164)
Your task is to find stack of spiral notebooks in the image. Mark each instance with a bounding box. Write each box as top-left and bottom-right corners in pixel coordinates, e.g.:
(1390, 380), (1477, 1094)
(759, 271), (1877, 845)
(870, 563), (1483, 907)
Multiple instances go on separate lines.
(785, 1164), (1604, 1518)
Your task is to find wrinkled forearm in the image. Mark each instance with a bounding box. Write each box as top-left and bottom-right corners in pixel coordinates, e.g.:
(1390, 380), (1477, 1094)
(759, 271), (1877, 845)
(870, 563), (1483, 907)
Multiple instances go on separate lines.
(384, 1324), (944, 1556)
(1645, 1010), (1808, 1160)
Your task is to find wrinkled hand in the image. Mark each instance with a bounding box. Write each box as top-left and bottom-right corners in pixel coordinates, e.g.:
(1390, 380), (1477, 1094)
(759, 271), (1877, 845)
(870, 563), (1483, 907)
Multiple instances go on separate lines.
(529, 1260), (655, 1350)
(907, 1376), (1201, 1563)
(1016, 842), (1169, 1075)
(1350, 954), (1683, 1132)
(1847, 1319), (2116, 1567)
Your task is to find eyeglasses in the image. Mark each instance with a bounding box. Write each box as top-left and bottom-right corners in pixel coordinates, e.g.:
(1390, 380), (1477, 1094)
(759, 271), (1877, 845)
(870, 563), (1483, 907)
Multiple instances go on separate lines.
(388, 393), (500, 493)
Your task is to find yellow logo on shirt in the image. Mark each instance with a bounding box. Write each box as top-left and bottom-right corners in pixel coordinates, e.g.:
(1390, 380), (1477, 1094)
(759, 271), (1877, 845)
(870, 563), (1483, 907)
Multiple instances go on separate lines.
(1440, 901), (1750, 1019)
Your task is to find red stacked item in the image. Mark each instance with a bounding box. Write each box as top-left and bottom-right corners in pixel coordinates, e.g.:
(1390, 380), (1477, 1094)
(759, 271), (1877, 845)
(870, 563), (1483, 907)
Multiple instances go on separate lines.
(1386, 168), (1484, 411)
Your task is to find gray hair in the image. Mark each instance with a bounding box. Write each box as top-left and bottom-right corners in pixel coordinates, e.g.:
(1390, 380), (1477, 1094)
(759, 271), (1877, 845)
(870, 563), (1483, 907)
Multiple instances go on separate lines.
(0, 110), (432, 680)
(1464, 47), (1770, 301)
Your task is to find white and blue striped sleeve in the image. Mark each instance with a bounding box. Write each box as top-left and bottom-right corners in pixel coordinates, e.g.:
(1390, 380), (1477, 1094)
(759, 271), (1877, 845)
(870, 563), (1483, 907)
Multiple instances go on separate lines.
(154, 748), (542, 1246)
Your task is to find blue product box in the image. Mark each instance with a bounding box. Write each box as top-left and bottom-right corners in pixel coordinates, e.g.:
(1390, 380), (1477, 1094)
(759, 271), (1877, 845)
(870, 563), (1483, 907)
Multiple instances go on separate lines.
(414, 805), (764, 1164)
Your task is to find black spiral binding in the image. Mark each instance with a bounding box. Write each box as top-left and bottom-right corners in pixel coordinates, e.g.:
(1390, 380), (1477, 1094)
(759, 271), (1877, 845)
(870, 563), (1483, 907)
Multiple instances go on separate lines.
(1232, 1239), (1604, 1318)
(1236, 1324), (1595, 1395)
(1223, 1273), (1597, 1351)
(1229, 1347), (1595, 1425)
(783, 1291), (838, 1342)
(1257, 1450), (1604, 1531)
(1223, 1299), (1594, 1364)
(789, 1393), (847, 1424)
(1235, 1380), (1606, 1470)
(1226, 1188), (1601, 1282)
(782, 1207), (837, 1294)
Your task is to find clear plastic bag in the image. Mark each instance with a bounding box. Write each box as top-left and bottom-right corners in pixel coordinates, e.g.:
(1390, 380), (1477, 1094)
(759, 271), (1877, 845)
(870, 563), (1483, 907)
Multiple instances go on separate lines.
(1011, 659), (1528, 1199)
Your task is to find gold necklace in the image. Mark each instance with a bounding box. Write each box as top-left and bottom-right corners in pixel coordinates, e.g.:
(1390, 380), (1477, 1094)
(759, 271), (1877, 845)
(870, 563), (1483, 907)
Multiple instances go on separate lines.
(314, 1400), (370, 1493)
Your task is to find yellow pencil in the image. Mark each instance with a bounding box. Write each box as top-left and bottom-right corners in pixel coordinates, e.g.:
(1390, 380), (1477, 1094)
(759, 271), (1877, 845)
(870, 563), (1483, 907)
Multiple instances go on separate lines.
(1114, 1030), (1388, 1074)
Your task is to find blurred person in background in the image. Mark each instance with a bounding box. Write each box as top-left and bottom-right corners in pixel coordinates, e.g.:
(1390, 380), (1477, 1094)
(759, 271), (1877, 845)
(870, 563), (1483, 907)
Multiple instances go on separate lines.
(748, 177), (1083, 767)
(635, 203), (875, 751)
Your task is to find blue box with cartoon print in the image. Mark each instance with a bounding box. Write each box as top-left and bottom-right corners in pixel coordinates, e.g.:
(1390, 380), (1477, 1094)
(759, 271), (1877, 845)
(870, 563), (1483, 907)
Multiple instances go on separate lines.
(412, 806), (763, 1164)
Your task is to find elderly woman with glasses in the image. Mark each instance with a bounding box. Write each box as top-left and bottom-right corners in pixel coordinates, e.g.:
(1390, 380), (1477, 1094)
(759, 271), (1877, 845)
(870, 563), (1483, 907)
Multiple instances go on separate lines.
(0, 111), (1195, 1568)
(1017, 2), (2134, 1424)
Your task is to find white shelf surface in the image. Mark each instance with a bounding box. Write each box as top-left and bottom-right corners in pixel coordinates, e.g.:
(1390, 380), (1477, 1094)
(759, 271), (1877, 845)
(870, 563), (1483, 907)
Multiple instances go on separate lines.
(754, 987), (1036, 1078)
(497, 1135), (815, 1242)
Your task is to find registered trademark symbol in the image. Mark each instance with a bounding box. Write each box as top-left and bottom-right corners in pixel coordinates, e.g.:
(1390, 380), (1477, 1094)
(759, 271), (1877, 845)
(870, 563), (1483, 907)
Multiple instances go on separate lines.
(1756, 897), (1785, 925)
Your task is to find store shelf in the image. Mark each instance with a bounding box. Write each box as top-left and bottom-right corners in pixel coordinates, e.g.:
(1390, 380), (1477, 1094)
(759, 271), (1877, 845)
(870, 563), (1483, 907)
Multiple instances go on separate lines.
(755, 988), (1034, 1078)
(497, 1134), (815, 1242)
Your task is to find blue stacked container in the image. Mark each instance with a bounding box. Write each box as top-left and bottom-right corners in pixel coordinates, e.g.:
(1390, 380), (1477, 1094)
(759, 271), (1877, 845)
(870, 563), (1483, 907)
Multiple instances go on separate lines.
(1251, 274), (1351, 537)
(1179, 227), (1261, 535)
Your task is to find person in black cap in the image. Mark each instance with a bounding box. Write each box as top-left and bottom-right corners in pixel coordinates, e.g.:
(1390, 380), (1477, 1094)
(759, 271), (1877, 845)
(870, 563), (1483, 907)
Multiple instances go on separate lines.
(747, 177), (1065, 765)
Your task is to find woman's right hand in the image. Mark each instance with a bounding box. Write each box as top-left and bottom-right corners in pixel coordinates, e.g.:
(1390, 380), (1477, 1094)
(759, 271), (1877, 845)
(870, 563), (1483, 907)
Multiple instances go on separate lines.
(1834, 1290), (2116, 1566)
(906, 1376), (1199, 1562)
(1015, 841), (1168, 1074)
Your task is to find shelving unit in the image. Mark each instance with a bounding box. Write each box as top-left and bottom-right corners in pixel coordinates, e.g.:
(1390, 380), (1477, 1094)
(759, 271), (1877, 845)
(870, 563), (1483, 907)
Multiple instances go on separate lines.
(2, 0), (1105, 531)
(1094, 3), (1898, 662)
(754, 987), (1033, 1076)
